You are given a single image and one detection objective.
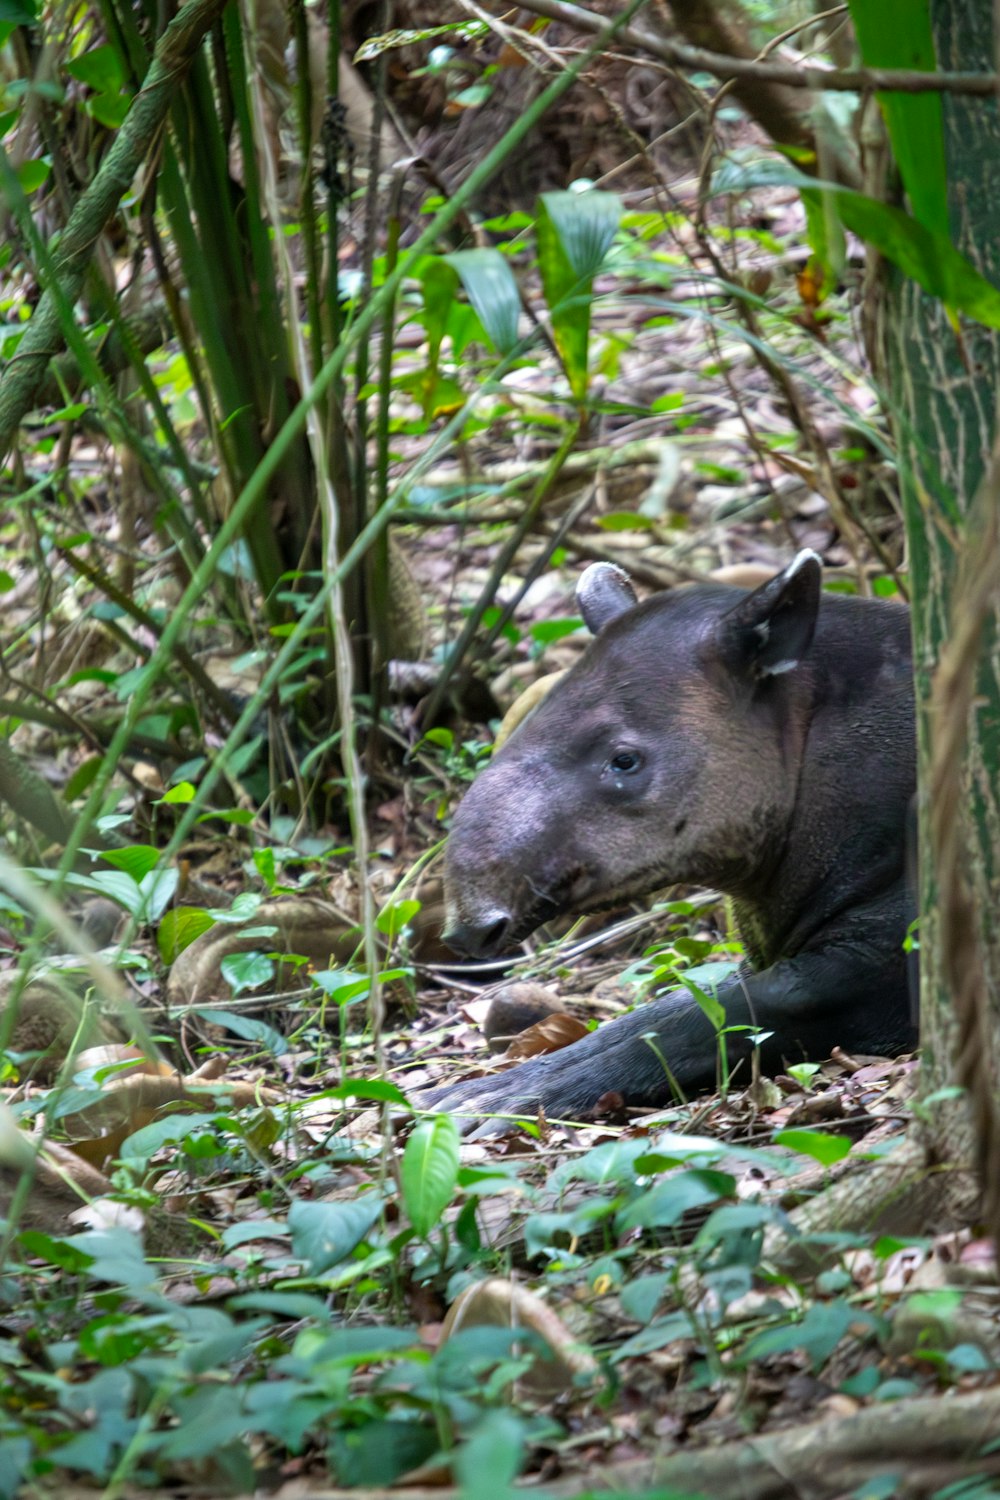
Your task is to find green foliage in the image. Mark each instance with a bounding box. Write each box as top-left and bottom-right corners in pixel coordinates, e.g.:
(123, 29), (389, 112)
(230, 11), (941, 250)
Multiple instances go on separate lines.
(402, 1113), (461, 1239)
(848, 0), (948, 236)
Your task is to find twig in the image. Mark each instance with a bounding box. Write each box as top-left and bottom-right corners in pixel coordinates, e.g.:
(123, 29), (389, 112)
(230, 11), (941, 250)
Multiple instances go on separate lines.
(512, 0), (999, 96)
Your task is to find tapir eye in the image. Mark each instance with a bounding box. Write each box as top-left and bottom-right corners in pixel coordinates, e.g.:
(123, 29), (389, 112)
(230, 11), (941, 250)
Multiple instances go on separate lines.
(609, 750), (642, 774)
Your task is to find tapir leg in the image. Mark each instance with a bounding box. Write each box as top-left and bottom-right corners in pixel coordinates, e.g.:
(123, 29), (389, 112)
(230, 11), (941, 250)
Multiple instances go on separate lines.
(423, 934), (915, 1134)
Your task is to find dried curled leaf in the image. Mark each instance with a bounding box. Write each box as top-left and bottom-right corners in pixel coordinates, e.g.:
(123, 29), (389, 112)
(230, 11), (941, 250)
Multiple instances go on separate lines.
(505, 1012), (590, 1059)
(440, 1276), (600, 1398)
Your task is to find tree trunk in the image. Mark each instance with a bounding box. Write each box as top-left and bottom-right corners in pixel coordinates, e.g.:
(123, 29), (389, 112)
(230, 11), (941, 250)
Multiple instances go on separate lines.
(881, 0), (1000, 1217)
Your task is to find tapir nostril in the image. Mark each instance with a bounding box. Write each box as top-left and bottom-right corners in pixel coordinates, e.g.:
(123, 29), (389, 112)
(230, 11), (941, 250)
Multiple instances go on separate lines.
(443, 912), (513, 959)
(482, 915), (511, 953)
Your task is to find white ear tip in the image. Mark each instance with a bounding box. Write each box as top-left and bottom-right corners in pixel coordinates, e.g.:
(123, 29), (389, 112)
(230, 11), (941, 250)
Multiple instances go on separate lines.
(578, 561), (632, 594)
(785, 549), (822, 579)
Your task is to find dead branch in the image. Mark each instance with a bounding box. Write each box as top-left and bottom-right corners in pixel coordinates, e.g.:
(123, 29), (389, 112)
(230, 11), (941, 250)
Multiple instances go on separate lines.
(513, 0), (999, 96)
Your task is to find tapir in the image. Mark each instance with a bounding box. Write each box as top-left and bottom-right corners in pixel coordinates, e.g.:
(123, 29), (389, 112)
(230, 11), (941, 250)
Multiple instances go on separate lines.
(434, 551), (917, 1125)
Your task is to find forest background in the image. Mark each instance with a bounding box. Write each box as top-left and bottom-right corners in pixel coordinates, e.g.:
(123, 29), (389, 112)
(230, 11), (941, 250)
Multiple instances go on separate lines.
(3, 0), (1000, 1495)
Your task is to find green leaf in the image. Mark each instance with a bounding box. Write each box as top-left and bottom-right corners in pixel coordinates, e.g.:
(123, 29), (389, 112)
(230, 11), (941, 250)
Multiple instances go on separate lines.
(549, 1136), (653, 1188)
(528, 616), (584, 645)
(159, 780), (196, 804)
(158, 905), (215, 963)
(616, 1168), (734, 1232)
(66, 44), (123, 94)
(16, 157), (50, 192)
(354, 20), (487, 63)
(619, 1272), (672, 1324)
(87, 92), (130, 129)
(322, 1077), (411, 1106)
(401, 1114), (460, 1238)
(0, 0), (37, 22)
(63, 1228), (154, 1289)
(192, 1008), (288, 1056)
(594, 511), (655, 531)
(743, 1300), (882, 1372)
(523, 1199), (617, 1259)
(610, 1311), (692, 1363)
(311, 968), (369, 1005)
(121, 1111), (227, 1167)
(537, 189), (621, 401)
(64, 755), (102, 800)
(712, 160), (1000, 329)
(445, 248), (522, 353)
(329, 1420), (440, 1489)
(454, 1410), (526, 1500)
(102, 844), (161, 882)
(31, 865), (178, 920)
(847, 0), (947, 236)
(376, 898), (422, 939)
(540, 188), (622, 279)
(288, 1194), (384, 1274)
(774, 1128), (853, 1166)
(219, 950), (274, 995)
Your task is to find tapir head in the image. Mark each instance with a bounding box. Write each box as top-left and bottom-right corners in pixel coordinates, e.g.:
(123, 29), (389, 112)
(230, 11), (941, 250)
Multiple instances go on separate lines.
(444, 552), (822, 958)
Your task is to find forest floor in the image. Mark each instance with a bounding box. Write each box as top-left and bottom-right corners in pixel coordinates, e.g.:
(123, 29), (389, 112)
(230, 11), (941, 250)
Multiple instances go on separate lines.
(4, 147), (999, 1500)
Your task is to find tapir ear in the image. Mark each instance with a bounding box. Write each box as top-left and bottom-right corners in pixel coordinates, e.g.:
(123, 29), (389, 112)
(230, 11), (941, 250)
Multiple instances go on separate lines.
(576, 563), (638, 634)
(716, 549), (822, 679)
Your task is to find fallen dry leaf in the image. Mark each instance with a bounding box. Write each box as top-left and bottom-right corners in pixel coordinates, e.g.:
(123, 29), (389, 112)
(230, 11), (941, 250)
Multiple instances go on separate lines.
(440, 1276), (600, 1399)
(505, 1013), (590, 1059)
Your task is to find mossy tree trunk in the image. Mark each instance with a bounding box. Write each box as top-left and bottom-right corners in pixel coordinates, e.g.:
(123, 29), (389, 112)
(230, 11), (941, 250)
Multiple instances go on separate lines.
(882, 0), (1000, 1153)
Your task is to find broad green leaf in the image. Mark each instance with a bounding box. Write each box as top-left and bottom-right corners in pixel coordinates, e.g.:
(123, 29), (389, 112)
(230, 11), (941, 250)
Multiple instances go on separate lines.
(227, 1291), (329, 1318)
(219, 950), (274, 994)
(66, 44), (123, 93)
(121, 1111), (228, 1167)
(63, 1228), (153, 1289)
(540, 188), (621, 278)
(64, 754), (102, 800)
(288, 1194), (384, 1274)
(619, 1273), (672, 1324)
(311, 968), (370, 1005)
(30, 865), (178, 920)
(742, 1300), (882, 1372)
(610, 1311), (692, 1363)
(537, 189), (621, 401)
(616, 1169), (734, 1232)
(454, 1410), (526, 1500)
(524, 1199), (617, 1260)
(101, 844), (161, 882)
(848, 0), (947, 237)
(158, 904), (215, 963)
(549, 1136), (653, 1188)
(329, 1419), (441, 1490)
(774, 1128), (853, 1166)
(192, 1007), (287, 1056)
(0, 0), (37, 21)
(16, 1230), (94, 1271)
(221, 1220), (290, 1250)
(17, 158), (50, 193)
(322, 1077), (410, 1106)
(528, 616), (584, 646)
(159, 780), (195, 804)
(594, 511), (655, 531)
(401, 1114), (460, 1238)
(445, 247), (521, 353)
(376, 898), (422, 939)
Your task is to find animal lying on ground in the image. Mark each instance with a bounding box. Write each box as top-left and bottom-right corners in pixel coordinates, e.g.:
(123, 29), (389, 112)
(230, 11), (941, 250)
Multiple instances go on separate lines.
(432, 552), (917, 1128)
